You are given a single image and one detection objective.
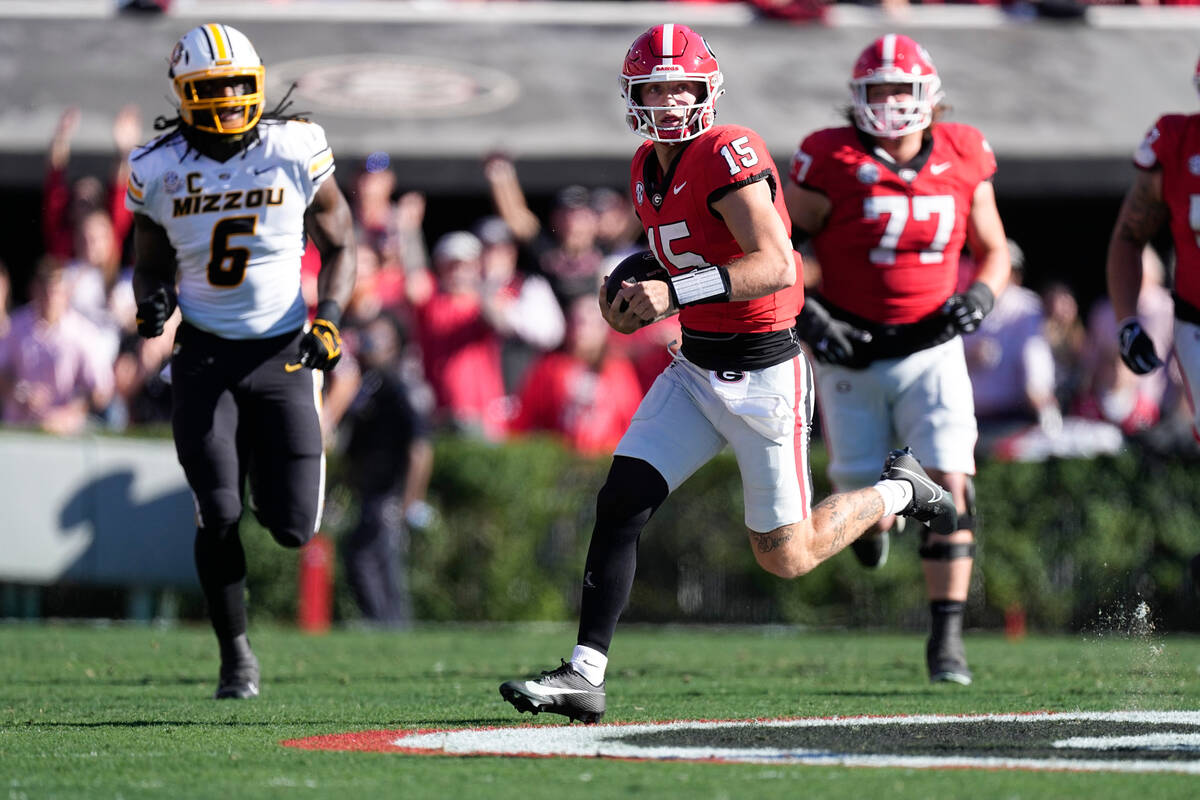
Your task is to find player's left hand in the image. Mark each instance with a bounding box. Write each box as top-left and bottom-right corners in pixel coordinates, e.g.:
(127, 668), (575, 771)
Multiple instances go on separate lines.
(135, 285), (176, 339)
(943, 281), (995, 334)
(298, 317), (343, 371)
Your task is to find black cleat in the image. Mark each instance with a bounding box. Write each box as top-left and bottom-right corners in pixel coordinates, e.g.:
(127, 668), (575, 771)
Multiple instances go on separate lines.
(927, 631), (973, 685)
(499, 660), (605, 724)
(880, 447), (957, 535)
(215, 634), (260, 700)
(851, 531), (889, 569)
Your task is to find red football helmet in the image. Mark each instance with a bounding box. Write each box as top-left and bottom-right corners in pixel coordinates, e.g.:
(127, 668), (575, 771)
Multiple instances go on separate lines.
(620, 23), (724, 143)
(850, 34), (944, 140)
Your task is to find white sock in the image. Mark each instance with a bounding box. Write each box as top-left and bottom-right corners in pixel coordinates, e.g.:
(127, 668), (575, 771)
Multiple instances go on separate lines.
(571, 645), (607, 686)
(873, 479), (913, 517)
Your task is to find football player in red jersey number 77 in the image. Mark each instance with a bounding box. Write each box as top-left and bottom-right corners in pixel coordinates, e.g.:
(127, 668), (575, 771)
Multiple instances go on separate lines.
(784, 34), (1012, 685)
(500, 23), (957, 724)
(1106, 53), (1200, 594)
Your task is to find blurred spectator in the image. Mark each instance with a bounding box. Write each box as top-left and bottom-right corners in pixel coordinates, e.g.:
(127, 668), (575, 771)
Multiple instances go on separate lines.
(475, 215), (566, 393)
(351, 159), (431, 310)
(590, 187), (642, 258)
(510, 293), (644, 456)
(353, 159), (399, 254)
(64, 208), (129, 366)
(483, 154), (606, 304)
(964, 240), (1061, 444)
(339, 313), (433, 627)
(0, 256), (113, 434)
(118, 0), (171, 12)
(0, 260), (11, 341)
(344, 241), (387, 330)
(412, 231), (508, 439)
(1040, 280), (1087, 413)
(43, 105), (139, 264)
(1078, 247), (1175, 434)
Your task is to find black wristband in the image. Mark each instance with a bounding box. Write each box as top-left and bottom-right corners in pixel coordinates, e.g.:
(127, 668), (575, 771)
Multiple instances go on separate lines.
(314, 299), (342, 327)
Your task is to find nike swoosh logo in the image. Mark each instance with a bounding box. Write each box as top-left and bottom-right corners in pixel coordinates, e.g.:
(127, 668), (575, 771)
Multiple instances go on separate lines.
(894, 465), (943, 498)
(523, 682), (592, 697)
(284, 362), (305, 373)
(253, 166), (276, 175)
(930, 162), (951, 175)
(673, 182), (687, 195)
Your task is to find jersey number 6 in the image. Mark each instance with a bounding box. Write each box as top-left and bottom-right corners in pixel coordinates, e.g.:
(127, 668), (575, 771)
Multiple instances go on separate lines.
(207, 215), (257, 287)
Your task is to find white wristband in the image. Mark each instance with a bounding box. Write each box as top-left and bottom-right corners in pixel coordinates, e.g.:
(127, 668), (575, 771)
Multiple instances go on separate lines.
(669, 266), (731, 306)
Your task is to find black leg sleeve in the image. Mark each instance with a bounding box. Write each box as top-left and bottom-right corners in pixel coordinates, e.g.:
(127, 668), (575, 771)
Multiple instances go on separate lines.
(576, 456), (670, 655)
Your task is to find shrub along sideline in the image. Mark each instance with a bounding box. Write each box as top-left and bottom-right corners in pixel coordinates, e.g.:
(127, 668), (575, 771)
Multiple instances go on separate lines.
(238, 436), (1200, 633)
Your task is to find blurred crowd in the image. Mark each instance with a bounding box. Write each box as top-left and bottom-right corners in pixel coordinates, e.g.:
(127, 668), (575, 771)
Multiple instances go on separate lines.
(0, 107), (682, 463)
(0, 106), (1195, 470)
(115, 0), (1200, 22)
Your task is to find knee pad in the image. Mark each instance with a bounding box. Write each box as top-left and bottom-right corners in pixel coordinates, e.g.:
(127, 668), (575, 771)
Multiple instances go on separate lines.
(918, 539), (977, 561)
(251, 504), (316, 549)
(956, 476), (979, 535)
(196, 488), (243, 532)
(595, 456), (669, 531)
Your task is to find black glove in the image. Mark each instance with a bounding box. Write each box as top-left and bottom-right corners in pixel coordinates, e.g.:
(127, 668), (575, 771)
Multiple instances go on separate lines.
(134, 285), (176, 338)
(298, 301), (344, 371)
(943, 281), (995, 334)
(795, 297), (873, 367)
(1117, 318), (1163, 375)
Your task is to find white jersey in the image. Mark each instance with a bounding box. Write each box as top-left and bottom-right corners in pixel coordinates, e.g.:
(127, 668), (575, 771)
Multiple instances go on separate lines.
(125, 120), (335, 339)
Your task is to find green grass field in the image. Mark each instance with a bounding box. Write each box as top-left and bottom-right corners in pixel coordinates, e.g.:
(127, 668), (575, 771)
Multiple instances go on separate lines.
(3, 622), (1200, 799)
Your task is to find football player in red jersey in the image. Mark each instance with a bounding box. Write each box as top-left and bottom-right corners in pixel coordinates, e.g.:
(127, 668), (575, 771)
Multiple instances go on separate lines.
(500, 24), (957, 723)
(784, 34), (1012, 685)
(1106, 54), (1200, 591)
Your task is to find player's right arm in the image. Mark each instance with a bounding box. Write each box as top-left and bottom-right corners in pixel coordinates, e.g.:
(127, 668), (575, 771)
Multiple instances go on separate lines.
(1106, 167), (1167, 322)
(711, 177), (796, 300)
(783, 183), (831, 238)
(131, 212), (179, 338)
(1106, 167), (1168, 375)
(784, 139), (832, 237)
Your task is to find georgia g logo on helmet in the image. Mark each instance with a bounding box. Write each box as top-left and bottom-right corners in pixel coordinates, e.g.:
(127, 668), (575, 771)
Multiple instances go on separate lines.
(169, 23), (266, 136)
(619, 23), (725, 143)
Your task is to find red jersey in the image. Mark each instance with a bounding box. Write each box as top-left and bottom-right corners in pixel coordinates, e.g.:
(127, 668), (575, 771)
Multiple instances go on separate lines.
(630, 124), (802, 334)
(791, 122), (995, 325)
(1134, 113), (1200, 307)
(510, 352), (643, 456)
(414, 292), (507, 440)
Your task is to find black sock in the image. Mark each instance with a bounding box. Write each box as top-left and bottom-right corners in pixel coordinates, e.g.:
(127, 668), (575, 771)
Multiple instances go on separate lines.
(930, 600), (965, 641)
(576, 457), (669, 655)
(194, 524), (248, 644)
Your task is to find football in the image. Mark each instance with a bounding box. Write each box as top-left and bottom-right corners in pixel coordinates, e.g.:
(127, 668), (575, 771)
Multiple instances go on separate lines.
(604, 250), (668, 311)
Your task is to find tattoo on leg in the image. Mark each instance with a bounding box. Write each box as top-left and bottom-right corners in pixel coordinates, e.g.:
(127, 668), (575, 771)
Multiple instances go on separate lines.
(751, 529), (792, 554)
(813, 490), (885, 555)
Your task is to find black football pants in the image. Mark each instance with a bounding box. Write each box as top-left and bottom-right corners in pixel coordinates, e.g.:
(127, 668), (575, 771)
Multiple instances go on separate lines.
(171, 322), (324, 641)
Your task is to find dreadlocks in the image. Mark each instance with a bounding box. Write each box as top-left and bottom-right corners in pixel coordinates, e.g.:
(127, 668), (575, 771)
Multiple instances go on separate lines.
(135, 83), (310, 163)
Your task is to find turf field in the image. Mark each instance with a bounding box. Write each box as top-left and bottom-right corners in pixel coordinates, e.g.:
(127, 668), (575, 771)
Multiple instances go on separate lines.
(3, 623), (1200, 798)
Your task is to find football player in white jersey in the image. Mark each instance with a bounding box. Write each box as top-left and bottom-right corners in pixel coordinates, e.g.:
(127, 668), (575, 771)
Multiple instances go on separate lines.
(128, 23), (355, 699)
